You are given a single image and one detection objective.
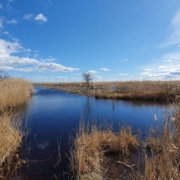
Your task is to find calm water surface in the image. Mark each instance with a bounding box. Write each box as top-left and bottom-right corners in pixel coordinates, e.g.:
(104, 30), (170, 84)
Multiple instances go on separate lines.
(14, 86), (172, 180)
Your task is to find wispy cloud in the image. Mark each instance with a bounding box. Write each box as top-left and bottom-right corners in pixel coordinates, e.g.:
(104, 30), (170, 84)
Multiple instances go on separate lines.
(94, 75), (102, 79)
(160, 10), (180, 48)
(0, 3), (3, 9)
(0, 18), (3, 28)
(7, 19), (18, 24)
(119, 73), (129, 76)
(88, 70), (97, 74)
(6, 3), (12, 12)
(120, 59), (128, 62)
(143, 68), (152, 71)
(34, 14), (47, 23)
(23, 14), (34, 20)
(3, 31), (9, 35)
(100, 67), (110, 71)
(56, 76), (67, 79)
(48, 0), (53, 4)
(141, 51), (180, 80)
(0, 38), (79, 72)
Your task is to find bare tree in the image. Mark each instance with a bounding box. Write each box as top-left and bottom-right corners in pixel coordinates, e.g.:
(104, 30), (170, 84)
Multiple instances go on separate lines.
(82, 71), (93, 89)
(0, 70), (9, 81)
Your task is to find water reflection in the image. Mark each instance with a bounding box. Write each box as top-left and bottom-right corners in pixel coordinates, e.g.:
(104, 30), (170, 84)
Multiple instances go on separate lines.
(13, 86), (173, 180)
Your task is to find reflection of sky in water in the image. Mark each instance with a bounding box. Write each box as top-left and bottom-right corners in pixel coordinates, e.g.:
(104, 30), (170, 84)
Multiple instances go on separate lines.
(17, 86), (172, 179)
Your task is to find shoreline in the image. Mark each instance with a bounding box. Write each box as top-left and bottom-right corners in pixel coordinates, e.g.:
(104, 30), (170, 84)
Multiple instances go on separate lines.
(34, 81), (180, 102)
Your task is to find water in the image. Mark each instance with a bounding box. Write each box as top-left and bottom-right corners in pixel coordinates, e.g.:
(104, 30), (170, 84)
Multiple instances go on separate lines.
(13, 86), (172, 180)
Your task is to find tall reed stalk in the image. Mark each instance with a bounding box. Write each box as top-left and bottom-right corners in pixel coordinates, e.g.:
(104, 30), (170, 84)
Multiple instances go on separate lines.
(0, 78), (33, 178)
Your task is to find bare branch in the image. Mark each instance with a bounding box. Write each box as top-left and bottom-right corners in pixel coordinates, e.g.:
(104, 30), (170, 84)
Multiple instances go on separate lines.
(82, 71), (93, 89)
(0, 70), (10, 81)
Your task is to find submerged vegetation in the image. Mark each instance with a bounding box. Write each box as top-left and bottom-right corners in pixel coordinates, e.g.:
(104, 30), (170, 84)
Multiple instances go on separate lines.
(0, 78), (33, 178)
(35, 80), (180, 102)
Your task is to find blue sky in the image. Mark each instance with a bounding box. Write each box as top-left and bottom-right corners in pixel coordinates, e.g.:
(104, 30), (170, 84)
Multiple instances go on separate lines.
(1, 0), (180, 82)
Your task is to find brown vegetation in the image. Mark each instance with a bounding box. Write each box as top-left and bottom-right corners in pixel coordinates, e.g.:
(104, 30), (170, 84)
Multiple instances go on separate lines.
(0, 78), (33, 178)
(35, 80), (180, 101)
(69, 122), (139, 180)
(142, 110), (180, 180)
(0, 78), (34, 110)
(69, 106), (180, 180)
(0, 115), (24, 178)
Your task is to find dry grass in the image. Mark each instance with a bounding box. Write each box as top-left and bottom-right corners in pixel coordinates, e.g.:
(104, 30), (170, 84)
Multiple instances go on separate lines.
(141, 109), (180, 180)
(70, 105), (180, 180)
(0, 114), (24, 178)
(0, 78), (34, 110)
(35, 80), (180, 101)
(69, 122), (139, 180)
(94, 80), (180, 101)
(0, 78), (33, 178)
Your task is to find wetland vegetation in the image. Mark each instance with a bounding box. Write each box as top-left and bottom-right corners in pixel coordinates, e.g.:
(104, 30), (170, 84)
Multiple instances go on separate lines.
(35, 80), (180, 102)
(1, 79), (180, 179)
(0, 78), (33, 179)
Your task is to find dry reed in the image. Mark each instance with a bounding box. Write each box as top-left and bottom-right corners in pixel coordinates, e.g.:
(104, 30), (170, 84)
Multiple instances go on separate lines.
(95, 80), (180, 101)
(141, 109), (180, 180)
(0, 78), (33, 178)
(69, 122), (139, 180)
(70, 106), (180, 180)
(0, 78), (34, 110)
(35, 80), (180, 101)
(0, 115), (24, 178)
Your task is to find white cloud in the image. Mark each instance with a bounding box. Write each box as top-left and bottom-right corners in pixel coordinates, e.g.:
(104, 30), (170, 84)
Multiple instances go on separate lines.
(23, 14), (34, 20)
(42, 56), (55, 62)
(34, 14), (47, 23)
(143, 68), (152, 71)
(141, 52), (180, 80)
(119, 73), (129, 76)
(120, 59), (128, 62)
(162, 59), (172, 62)
(100, 67), (110, 71)
(56, 76), (67, 79)
(88, 70), (97, 74)
(0, 3), (3, 9)
(0, 38), (79, 72)
(160, 10), (180, 47)
(7, 19), (18, 24)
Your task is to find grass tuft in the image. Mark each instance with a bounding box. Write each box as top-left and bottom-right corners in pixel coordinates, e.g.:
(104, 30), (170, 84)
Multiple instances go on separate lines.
(69, 122), (139, 180)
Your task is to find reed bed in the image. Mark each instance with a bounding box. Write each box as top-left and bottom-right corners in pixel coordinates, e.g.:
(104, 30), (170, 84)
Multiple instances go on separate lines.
(35, 80), (180, 101)
(70, 105), (180, 180)
(141, 109), (180, 180)
(94, 80), (180, 101)
(0, 115), (23, 178)
(0, 78), (33, 178)
(69, 122), (139, 180)
(0, 78), (34, 110)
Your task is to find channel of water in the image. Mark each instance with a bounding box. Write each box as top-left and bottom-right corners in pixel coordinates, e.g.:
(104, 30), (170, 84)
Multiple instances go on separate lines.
(12, 86), (173, 180)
